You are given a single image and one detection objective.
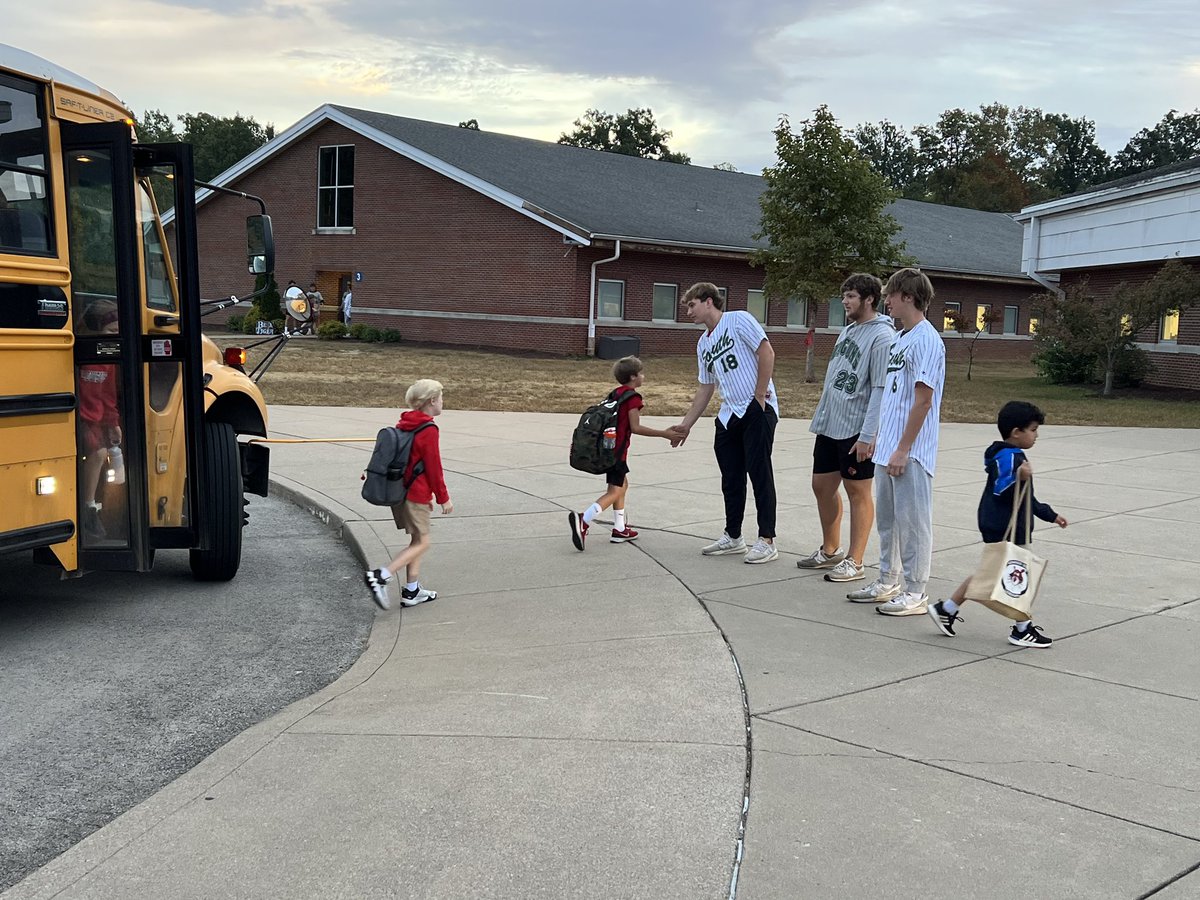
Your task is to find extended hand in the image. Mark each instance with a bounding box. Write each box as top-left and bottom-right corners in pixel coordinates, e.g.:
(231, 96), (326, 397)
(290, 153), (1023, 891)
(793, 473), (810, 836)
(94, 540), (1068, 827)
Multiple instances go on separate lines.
(668, 423), (691, 446)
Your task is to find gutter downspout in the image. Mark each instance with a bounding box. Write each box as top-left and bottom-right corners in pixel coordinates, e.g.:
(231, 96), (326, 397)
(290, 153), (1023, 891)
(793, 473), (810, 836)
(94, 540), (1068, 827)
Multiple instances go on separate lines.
(1025, 214), (1064, 297)
(587, 240), (621, 357)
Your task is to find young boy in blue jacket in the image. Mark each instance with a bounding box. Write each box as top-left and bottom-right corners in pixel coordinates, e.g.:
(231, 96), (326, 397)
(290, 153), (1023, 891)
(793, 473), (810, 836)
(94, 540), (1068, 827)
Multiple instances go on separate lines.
(927, 400), (1068, 647)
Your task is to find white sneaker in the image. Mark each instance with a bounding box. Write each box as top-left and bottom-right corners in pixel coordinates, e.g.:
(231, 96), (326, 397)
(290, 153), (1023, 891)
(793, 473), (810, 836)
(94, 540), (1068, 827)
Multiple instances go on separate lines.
(743, 539), (779, 564)
(823, 558), (866, 582)
(796, 546), (845, 569)
(876, 592), (929, 617)
(702, 533), (747, 556)
(846, 579), (902, 603)
(400, 586), (438, 607)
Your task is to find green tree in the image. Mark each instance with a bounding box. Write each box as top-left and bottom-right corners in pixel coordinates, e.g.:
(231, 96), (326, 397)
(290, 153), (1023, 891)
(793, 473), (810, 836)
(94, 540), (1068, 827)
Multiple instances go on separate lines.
(175, 112), (275, 182)
(1112, 109), (1200, 178)
(1042, 114), (1111, 194)
(558, 108), (690, 163)
(458, 119), (480, 129)
(1032, 260), (1200, 396)
(946, 307), (1006, 381)
(752, 106), (913, 380)
(713, 161), (739, 172)
(135, 109), (177, 143)
(851, 120), (922, 197)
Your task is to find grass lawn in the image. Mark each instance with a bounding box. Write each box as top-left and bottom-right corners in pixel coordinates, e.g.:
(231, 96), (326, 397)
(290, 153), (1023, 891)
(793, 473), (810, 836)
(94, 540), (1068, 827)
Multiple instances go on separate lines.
(212, 334), (1200, 428)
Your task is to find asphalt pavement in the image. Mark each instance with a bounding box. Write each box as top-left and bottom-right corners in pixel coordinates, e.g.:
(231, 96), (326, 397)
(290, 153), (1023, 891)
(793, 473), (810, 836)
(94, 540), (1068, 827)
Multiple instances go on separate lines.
(4, 406), (1199, 899)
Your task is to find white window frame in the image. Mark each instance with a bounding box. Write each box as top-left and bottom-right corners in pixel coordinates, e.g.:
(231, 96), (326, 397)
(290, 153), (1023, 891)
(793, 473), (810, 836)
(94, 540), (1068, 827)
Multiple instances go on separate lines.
(746, 289), (767, 324)
(598, 279), (625, 320)
(828, 297), (846, 328)
(652, 283), (678, 322)
(317, 144), (355, 231)
(1003, 305), (1019, 335)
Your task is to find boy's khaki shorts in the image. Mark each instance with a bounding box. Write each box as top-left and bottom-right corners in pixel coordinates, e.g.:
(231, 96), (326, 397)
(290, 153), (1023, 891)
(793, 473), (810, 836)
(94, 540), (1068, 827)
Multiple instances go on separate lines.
(391, 500), (432, 536)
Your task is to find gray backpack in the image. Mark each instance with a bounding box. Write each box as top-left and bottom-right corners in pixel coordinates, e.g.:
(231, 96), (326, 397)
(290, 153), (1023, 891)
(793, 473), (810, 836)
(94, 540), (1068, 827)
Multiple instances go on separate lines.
(361, 422), (435, 506)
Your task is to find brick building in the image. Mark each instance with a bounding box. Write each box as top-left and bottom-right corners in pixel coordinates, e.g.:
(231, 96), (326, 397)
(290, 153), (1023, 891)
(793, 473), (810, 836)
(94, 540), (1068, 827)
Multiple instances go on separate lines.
(193, 105), (1037, 360)
(1017, 157), (1200, 391)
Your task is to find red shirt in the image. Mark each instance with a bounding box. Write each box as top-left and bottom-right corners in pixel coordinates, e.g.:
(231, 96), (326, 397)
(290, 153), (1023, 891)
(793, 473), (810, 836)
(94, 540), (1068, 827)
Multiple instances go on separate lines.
(613, 385), (644, 462)
(397, 410), (449, 504)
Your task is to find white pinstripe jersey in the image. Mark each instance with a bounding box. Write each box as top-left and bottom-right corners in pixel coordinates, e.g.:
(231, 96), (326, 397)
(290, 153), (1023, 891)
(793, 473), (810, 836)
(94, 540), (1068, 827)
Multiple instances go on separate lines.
(696, 311), (779, 425)
(871, 318), (945, 475)
(809, 314), (894, 441)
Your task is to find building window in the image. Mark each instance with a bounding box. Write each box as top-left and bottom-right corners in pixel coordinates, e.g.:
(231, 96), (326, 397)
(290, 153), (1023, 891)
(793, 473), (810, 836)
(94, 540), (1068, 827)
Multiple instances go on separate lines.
(317, 145), (354, 229)
(787, 298), (807, 327)
(747, 289), (767, 324)
(652, 283), (678, 321)
(1161, 309), (1180, 342)
(717, 287), (728, 304)
(976, 304), (992, 332)
(1029, 316), (1039, 335)
(598, 279), (625, 319)
(1003, 306), (1019, 335)
(943, 301), (961, 332)
(828, 298), (846, 328)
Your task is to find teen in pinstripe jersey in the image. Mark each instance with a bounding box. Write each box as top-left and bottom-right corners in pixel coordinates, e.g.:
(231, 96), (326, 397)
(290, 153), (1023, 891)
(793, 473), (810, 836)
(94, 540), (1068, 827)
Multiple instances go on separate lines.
(671, 282), (780, 564)
(849, 268), (945, 616)
(797, 274), (895, 583)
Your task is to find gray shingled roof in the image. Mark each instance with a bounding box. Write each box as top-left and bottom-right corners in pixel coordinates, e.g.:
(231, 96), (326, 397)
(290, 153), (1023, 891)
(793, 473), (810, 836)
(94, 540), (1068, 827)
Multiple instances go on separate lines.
(335, 105), (1027, 279)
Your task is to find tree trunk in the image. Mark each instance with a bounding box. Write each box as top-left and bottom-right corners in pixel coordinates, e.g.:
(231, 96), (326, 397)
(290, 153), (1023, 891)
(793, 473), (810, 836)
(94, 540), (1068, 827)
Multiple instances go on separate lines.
(805, 344), (815, 383)
(1103, 360), (1115, 396)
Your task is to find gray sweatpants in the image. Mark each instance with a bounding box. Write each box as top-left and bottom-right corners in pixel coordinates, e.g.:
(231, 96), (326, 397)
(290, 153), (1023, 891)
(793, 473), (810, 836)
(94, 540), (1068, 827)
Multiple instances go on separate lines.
(874, 459), (933, 595)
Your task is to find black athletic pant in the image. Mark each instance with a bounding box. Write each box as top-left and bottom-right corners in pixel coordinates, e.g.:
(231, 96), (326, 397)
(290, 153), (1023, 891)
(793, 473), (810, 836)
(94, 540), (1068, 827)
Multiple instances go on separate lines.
(714, 401), (778, 540)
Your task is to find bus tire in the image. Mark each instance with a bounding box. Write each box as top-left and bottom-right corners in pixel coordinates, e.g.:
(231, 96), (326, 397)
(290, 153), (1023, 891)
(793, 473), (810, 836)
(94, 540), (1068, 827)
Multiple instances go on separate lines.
(189, 421), (244, 581)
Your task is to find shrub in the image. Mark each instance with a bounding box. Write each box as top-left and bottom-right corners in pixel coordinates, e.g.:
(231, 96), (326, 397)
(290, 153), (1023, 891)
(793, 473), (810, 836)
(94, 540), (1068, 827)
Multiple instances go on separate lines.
(359, 326), (382, 342)
(242, 311), (261, 335)
(348, 323), (368, 340)
(1033, 339), (1094, 384)
(317, 321), (348, 340)
(1113, 345), (1151, 388)
(226, 314), (245, 333)
(271, 318), (285, 335)
(380, 328), (402, 343)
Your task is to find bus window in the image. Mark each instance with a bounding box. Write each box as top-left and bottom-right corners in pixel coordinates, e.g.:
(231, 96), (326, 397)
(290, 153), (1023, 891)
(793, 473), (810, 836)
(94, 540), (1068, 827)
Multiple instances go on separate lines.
(66, 149), (121, 335)
(137, 179), (177, 313)
(0, 72), (52, 254)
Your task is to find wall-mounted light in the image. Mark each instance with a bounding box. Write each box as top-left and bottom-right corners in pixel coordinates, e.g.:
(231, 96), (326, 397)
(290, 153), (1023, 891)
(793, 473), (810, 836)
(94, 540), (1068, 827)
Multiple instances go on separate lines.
(75, 154), (93, 163)
(36, 476), (57, 495)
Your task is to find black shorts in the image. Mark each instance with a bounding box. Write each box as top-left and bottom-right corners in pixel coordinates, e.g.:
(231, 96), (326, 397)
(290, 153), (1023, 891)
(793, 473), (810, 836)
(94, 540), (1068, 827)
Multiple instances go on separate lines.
(813, 434), (875, 480)
(605, 460), (630, 487)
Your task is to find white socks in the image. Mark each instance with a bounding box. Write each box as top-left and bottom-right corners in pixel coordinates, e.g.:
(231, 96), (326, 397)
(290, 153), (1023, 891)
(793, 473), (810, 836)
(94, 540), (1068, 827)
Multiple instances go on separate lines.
(582, 502), (603, 525)
(405, 581), (419, 592)
(379, 566), (392, 582)
(613, 509), (626, 531)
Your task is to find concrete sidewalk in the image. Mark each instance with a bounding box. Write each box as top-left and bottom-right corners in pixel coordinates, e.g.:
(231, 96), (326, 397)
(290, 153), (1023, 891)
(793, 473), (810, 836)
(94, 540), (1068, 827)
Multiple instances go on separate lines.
(6, 407), (1200, 899)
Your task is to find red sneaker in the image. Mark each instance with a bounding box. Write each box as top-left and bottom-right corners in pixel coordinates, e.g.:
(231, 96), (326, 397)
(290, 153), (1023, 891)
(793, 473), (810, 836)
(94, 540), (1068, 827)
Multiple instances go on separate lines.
(569, 511), (588, 551)
(610, 527), (639, 543)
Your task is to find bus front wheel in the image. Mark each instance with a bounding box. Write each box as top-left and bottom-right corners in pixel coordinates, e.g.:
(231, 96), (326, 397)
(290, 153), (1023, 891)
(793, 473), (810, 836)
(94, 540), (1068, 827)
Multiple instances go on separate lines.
(190, 421), (244, 581)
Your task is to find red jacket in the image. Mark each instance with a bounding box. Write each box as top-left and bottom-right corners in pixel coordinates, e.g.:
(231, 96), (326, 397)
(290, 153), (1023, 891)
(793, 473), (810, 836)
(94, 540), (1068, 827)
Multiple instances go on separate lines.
(397, 410), (448, 504)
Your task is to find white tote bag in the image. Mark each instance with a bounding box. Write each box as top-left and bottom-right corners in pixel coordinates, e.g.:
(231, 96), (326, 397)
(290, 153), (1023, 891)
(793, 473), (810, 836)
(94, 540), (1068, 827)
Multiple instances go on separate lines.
(965, 482), (1047, 621)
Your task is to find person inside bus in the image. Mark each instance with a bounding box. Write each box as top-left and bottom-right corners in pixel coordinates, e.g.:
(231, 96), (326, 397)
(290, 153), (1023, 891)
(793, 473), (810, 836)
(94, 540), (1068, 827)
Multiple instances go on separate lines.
(77, 299), (123, 542)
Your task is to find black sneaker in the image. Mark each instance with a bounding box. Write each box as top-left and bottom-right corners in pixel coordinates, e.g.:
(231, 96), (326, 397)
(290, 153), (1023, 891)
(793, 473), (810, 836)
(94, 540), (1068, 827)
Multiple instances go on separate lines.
(568, 511), (588, 551)
(364, 569), (390, 610)
(1008, 623), (1052, 648)
(927, 600), (963, 637)
(400, 585), (437, 607)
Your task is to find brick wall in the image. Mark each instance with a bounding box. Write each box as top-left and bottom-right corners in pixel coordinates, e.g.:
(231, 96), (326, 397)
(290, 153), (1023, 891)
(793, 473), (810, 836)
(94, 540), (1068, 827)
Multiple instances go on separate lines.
(193, 121), (1039, 365)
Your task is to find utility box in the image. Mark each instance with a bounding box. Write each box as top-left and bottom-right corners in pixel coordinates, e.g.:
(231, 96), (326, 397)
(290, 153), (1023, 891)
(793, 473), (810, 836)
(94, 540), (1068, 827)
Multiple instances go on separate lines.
(596, 335), (641, 360)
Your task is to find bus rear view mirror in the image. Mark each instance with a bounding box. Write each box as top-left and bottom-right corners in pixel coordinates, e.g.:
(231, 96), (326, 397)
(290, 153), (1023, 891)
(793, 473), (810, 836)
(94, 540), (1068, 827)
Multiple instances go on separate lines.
(246, 215), (275, 276)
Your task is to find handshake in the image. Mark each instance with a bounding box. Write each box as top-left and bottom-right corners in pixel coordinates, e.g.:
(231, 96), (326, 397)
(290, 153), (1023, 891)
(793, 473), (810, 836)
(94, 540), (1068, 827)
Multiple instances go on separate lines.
(666, 423), (689, 449)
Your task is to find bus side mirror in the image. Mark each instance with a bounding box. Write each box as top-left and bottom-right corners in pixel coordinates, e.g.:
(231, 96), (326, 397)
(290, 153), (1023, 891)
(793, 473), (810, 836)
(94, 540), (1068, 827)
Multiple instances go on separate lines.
(246, 215), (275, 276)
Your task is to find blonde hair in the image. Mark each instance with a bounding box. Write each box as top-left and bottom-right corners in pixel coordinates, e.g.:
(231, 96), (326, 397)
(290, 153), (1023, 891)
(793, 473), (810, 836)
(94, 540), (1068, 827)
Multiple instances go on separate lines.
(405, 378), (443, 409)
(884, 268), (935, 311)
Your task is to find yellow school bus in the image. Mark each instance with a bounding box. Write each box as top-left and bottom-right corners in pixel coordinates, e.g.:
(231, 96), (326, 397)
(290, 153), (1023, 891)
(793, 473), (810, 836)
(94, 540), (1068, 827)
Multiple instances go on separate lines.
(1, 44), (273, 580)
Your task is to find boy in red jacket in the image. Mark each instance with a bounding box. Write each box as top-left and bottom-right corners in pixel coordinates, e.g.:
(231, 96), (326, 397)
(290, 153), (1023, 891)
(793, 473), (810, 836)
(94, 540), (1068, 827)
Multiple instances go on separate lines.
(364, 379), (453, 609)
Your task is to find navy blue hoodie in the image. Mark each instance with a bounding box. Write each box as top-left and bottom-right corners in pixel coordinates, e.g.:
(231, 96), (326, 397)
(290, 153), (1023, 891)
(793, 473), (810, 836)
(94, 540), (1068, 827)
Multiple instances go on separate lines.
(978, 441), (1058, 544)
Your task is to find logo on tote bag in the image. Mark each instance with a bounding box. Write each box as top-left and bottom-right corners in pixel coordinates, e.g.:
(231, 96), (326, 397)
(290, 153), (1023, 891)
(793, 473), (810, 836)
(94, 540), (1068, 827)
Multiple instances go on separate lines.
(1001, 560), (1030, 597)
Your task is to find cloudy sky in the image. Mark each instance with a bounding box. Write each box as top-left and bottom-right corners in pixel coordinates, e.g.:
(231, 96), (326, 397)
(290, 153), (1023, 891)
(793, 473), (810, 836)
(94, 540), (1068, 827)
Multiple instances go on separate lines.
(8, 0), (1198, 173)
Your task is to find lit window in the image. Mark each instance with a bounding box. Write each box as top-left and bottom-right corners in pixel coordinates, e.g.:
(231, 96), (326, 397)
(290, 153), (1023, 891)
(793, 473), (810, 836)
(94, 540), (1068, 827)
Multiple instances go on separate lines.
(787, 298), (807, 327)
(1161, 310), (1179, 342)
(652, 283), (677, 321)
(1029, 317), (1039, 335)
(976, 304), (991, 332)
(317, 145), (354, 229)
(747, 289), (767, 324)
(598, 279), (625, 319)
(1003, 306), (1018, 335)
(943, 302), (960, 332)
(1120, 313), (1133, 335)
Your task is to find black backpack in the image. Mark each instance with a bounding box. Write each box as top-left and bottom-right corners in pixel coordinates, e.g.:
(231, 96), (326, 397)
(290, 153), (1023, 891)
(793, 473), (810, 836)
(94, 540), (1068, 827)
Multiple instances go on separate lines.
(361, 422), (436, 506)
(569, 389), (638, 475)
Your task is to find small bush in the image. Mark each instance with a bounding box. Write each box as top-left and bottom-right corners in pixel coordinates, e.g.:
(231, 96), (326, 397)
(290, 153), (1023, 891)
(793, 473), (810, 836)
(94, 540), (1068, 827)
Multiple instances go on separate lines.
(271, 319), (285, 335)
(242, 312), (261, 335)
(359, 326), (382, 342)
(380, 328), (402, 343)
(226, 314), (245, 333)
(348, 323), (368, 340)
(1033, 339), (1094, 384)
(317, 321), (348, 340)
(1112, 345), (1151, 388)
